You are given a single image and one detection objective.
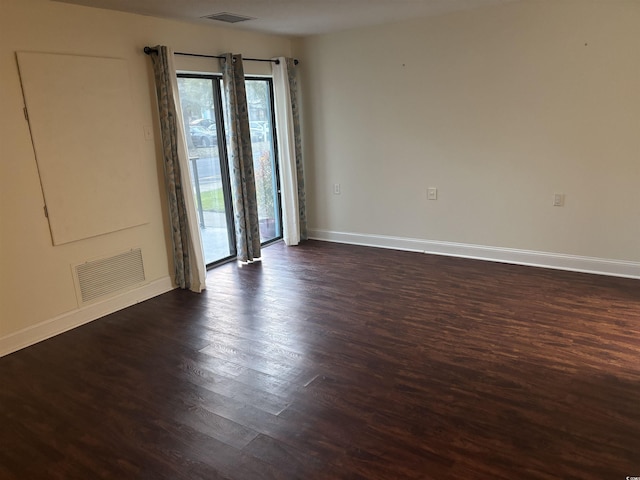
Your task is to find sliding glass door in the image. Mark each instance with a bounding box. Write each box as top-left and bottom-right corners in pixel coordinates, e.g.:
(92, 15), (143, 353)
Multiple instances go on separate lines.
(246, 78), (281, 244)
(177, 75), (234, 265)
(176, 75), (282, 266)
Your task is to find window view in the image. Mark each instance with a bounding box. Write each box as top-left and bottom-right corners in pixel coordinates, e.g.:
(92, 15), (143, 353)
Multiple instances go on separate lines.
(177, 76), (234, 265)
(176, 75), (282, 267)
(246, 79), (281, 243)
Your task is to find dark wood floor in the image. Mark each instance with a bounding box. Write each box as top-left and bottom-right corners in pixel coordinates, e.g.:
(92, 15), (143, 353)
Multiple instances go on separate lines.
(1, 240), (639, 479)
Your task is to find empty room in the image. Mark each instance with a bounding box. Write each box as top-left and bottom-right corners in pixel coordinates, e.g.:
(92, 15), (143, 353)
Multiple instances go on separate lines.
(1, 0), (639, 478)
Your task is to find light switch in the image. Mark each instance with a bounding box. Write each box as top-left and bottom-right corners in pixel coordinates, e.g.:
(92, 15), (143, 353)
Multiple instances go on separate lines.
(143, 125), (153, 141)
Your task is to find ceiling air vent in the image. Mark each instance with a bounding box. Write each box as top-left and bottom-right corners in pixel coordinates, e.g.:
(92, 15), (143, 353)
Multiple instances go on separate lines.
(203, 12), (255, 24)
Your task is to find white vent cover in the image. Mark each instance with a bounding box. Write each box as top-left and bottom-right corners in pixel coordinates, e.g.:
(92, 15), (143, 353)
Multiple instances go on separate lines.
(74, 248), (145, 303)
(203, 12), (254, 23)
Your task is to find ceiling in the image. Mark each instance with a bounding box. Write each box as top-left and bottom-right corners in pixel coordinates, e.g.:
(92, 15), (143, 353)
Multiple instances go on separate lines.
(51, 0), (518, 37)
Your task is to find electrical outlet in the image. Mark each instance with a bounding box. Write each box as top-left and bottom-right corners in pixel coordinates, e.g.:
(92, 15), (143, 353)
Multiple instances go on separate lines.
(553, 193), (565, 207)
(427, 187), (438, 200)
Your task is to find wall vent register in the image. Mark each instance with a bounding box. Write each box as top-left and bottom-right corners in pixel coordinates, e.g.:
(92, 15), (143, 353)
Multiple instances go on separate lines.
(74, 248), (145, 304)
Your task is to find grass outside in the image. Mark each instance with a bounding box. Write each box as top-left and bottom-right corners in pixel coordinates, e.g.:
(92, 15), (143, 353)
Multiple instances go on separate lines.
(200, 188), (225, 212)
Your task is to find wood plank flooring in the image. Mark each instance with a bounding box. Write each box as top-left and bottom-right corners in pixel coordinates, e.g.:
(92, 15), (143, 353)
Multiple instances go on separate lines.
(1, 240), (639, 479)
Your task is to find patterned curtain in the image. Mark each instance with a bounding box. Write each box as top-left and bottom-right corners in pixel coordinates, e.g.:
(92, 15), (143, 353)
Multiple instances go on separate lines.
(148, 46), (206, 292)
(220, 53), (261, 262)
(272, 57), (307, 245)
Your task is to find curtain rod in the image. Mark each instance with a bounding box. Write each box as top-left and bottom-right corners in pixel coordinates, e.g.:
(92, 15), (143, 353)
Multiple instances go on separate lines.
(143, 46), (298, 65)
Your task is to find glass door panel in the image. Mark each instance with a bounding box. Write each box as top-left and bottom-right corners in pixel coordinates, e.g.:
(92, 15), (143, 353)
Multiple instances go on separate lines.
(177, 76), (235, 265)
(245, 78), (282, 243)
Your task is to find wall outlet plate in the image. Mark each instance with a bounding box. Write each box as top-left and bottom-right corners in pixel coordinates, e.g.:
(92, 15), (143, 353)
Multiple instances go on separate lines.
(553, 193), (565, 207)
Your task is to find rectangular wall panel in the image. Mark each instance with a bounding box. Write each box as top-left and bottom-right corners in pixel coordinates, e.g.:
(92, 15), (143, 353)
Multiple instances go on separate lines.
(16, 52), (148, 245)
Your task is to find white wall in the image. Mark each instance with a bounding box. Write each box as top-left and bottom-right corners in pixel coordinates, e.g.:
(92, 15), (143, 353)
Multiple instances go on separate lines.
(2, 0), (638, 352)
(295, 1), (640, 267)
(0, 0), (292, 347)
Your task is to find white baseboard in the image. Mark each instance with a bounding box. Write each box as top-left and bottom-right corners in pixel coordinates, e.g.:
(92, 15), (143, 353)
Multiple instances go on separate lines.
(0, 276), (175, 357)
(308, 229), (640, 280)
